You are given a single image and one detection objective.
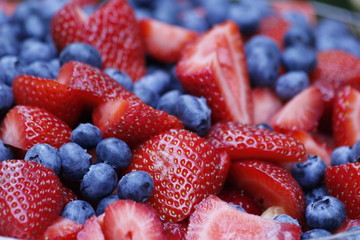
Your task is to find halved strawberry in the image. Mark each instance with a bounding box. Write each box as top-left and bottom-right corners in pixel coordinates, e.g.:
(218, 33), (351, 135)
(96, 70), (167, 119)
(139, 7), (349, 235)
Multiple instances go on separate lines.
(271, 1), (317, 25)
(0, 105), (72, 151)
(252, 87), (283, 125)
(325, 163), (360, 219)
(333, 85), (360, 147)
(257, 14), (290, 49)
(163, 221), (188, 240)
(206, 121), (307, 164)
(51, 0), (146, 80)
(77, 215), (105, 240)
(270, 86), (324, 132)
(40, 217), (83, 240)
(176, 21), (253, 124)
(103, 200), (166, 240)
(229, 160), (305, 222)
(186, 195), (301, 240)
(140, 18), (199, 63)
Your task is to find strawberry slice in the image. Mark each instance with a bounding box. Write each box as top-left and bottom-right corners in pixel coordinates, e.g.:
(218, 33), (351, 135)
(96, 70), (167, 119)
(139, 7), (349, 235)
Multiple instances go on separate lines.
(126, 129), (230, 222)
(77, 215), (105, 240)
(252, 87), (283, 125)
(186, 195), (301, 240)
(270, 86), (324, 132)
(176, 21), (253, 124)
(13, 74), (84, 127)
(140, 18), (199, 63)
(0, 160), (65, 239)
(206, 121), (307, 164)
(333, 85), (360, 147)
(257, 14), (290, 49)
(40, 217), (83, 240)
(163, 221), (188, 240)
(0, 105), (72, 151)
(51, 0), (146, 80)
(271, 1), (317, 25)
(325, 163), (360, 219)
(229, 160), (305, 222)
(103, 200), (166, 240)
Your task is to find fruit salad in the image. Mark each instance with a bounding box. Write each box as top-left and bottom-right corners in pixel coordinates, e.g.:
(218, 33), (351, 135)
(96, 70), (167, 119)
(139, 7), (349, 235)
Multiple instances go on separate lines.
(0, 0), (360, 239)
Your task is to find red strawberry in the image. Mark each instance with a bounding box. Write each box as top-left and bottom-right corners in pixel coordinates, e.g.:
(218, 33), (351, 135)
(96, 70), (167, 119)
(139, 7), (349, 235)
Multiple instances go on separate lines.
(325, 163), (360, 219)
(103, 200), (166, 240)
(206, 121), (307, 164)
(270, 86), (324, 132)
(252, 87), (283, 125)
(61, 184), (78, 205)
(0, 105), (72, 151)
(40, 217), (83, 240)
(335, 219), (360, 233)
(186, 195), (302, 240)
(67, 0), (100, 5)
(229, 160), (306, 221)
(13, 74), (84, 127)
(77, 215), (105, 240)
(257, 14), (290, 49)
(140, 18), (199, 63)
(176, 21), (253, 124)
(0, 1), (17, 15)
(0, 160), (65, 239)
(271, 1), (317, 25)
(126, 129), (230, 222)
(51, 0), (146, 80)
(163, 221), (188, 240)
(333, 85), (360, 147)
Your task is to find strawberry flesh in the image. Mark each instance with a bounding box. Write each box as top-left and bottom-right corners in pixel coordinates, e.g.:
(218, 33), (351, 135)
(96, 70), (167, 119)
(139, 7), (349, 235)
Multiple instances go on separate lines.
(40, 217), (83, 240)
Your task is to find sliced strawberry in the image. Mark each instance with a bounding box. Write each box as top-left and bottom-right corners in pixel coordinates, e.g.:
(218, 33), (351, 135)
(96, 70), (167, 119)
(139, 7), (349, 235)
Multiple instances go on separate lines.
(252, 87), (283, 125)
(13, 74), (84, 127)
(271, 1), (317, 25)
(0, 160), (65, 239)
(206, 121), (307, 164)
(40, 217), (83, 240)
(186, 195), (302, 240)
(0, 105), (72, 151)
(257, 14), (290, 49)
(103, 200), (166, 240)
(325, 163), (360, 219)
(140, 18), (199, 63)
(77, 215), (105, 240)
(229, 160), (305, 222)
(51, 0), (146, 80)
(126, 129), (230, 222)
(163, 221), (188, 240)
(176, 21), (253, 124)
(335, 219), (360, 233)
(270, 86), (324, 132)
(333, 85), (360, 147)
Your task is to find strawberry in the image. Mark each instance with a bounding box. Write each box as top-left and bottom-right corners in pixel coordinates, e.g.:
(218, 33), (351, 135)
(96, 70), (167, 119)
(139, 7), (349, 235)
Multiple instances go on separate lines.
(335, 219), (360, 233)
(186, 195), (302, 240)
(271, 1), (317, 25)
(126, 129), (230, 222)
(252, 87), (283, 125)
(103, 200), (166, 240)
(176, 21), (253, 124)
(13, 74), (84, 127)
(163, 221), (188, 240)
(229, 160), (305, 221)
(77, 215), (105, 240)
(51, 0), (146, 80)
(333, 85), (360, 147)
(40, 217), (83, 240)
(257, 14), (290, 49)
(0, 160), (65, 239)
(139, 18), (199, 63)
(325, 163), (360, 219)
(206, 121), (307, 164)
(270, 86), (324, 132)
(0, 105), (72, 151)
(61, 184), (78, 205)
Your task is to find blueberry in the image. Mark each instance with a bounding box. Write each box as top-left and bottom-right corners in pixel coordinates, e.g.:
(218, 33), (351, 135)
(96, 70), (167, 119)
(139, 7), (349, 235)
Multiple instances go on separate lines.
(0, 140), (14, 162)
(305, 196), (346, 231)
(20, 39), (56, 64)
(59, 42), (102, 69)
(118, 171), (154, 203)
(49, 58), (61, 77)
(203, 0), (229, 26)
(177, 8), (209, 32)
(273, 214), (300, 226)
(22, 14), (47, 40)
(301, 229), (332, 240)
(25, 143), (62, 175)
(38, 0), (67, 22)
(292, 155), (327, 190)
(157, 90), (182, 116)
(59, 142), (91, 182)
(96, 138), (132, 171)
(0, 34), (19, 58)
(71, 123), (102, 149)
(11, 2), (37, 24)
(135, 70), (171, 95)
(351, 140), (360, 163)
(0, 56), (25, 86)
(104, 68), (133, 91)
(62, 200), (95, 224)
(134, 7), (153, 20)
(174, 95), (211, 137)
(275, 71), (309, 101)
(24, 61), (58, 79)
(0, 83), (14, 115)
(284, 26), (315, 48)
(255, 123), (273, 130)
(80, 163), (118, 202)
(245, 35), (281, 62)
(282, 46), (317, 73)
(229, 2), (261, 35)
(133, 84), (159, 108)
(96, 194), (119, 216)
(229, 203), (246, 212)
(282, 12), (311, 28)
(305, 184), (328, 206)
(0, 10), (8, 25)
(153, 0), (177, 24)
(331, 146), (353, 166)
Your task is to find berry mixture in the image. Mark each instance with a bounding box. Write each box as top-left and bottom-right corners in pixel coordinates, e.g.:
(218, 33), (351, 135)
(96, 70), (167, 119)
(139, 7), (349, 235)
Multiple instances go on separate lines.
(0, 0), (360, 239)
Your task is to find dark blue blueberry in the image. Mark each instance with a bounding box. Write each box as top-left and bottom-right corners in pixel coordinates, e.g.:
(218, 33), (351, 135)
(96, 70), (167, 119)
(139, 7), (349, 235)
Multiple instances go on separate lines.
(292, 155), (327, 190)
(334, 36), (360, 59)
(0, 56), (25, 85)
(134, 7), (153, 20)
(284, 26), (315, 48)
(282, 12), (311, 28)
(174, 95), (211, 137)
(203, 0), (229, 26)
(38, 0), (67, 22)
(71, 123), (102, 149)
(59, 42), (102, 69)
(96, 138), (132, 171)
(0, 140), (14, 162)
(229, 203), (246, 212)
(351, 140), (360, 163)
(20, 39), (57, 64)
(331, 146), (353, 166)
(11, 1), (37, 24)
(245, 35), (281, 62)
(316, 19), (352, 40)
(0, 83), (14, 114)
(242, 0), (272, 17)
(301, 229), (332, 240)
(135, 69), (171, 95)
(281, 46), (317, 73)
(168, 66), (184, 92)
(0, 11), (8, 25)
(80, 163), (118, 202)
(22, 14), (47, 40)
(157, 90), (182, 116)
(305, 196), (346, 231)
(0, 34), (19, 59)
(49, 58), (61, 77)
(62, 200), (95, 224)
(153, 0), (177, 24)
(96, 194), (119, 216)
(133, 84), (159, 108)
(24, 61), (58, 79)
(25, 143), (61, 175)
(59, 142), (91, 182)
(177, 8), (209, 32)
(305, 184), (328, 206)
(104, 68), (133, 91)
(129, 0), (155, 8)
(273, 214), (300, 226)
(229, 2), (261, 35)
(118, 171), (154, 203)
(255, 123), (273, 130)
(275, 71), (309, 101)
